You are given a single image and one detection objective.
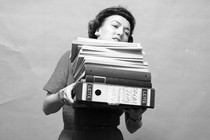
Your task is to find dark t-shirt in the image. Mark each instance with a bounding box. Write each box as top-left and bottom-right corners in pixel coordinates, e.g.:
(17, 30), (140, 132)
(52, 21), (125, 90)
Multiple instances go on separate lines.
(43, 51), (123, 128)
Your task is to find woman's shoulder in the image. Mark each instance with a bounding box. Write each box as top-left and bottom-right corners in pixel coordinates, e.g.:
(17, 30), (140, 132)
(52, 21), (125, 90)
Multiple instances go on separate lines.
(57, 50), (71, 64)
(62, 50), (71, 58)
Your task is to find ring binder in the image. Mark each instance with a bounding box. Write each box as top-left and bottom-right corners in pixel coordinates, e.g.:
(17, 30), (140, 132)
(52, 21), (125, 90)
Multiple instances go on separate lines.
(74, 82), (155, 108)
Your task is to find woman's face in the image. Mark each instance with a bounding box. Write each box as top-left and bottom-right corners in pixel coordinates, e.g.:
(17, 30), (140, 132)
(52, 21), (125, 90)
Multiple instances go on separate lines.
(95, 15), (131, 42)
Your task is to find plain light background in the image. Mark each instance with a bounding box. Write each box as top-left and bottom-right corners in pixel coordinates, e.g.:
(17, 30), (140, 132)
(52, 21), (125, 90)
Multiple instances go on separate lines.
(0, 0), (209, 140)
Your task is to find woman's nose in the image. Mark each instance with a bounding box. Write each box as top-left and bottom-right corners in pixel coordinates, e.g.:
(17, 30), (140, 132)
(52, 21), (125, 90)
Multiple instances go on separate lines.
(116, 27), (124, 36)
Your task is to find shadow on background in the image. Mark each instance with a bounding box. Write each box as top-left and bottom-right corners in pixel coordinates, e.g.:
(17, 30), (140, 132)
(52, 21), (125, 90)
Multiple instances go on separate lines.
(0, 0), (209, 140)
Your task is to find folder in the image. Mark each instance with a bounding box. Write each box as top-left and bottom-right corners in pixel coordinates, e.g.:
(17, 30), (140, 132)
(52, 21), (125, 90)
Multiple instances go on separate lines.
(74, 63), (151, 82)
(84, 75), (152, 88)
(74, 82), (155, 108)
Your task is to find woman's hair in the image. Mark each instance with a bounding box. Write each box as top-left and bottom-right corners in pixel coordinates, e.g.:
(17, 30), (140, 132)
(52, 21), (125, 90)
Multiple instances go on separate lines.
(88, 6), (136, 42)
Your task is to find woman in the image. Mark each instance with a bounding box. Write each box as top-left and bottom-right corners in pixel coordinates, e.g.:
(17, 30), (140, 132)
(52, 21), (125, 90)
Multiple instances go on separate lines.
(43, 6), (147, 140)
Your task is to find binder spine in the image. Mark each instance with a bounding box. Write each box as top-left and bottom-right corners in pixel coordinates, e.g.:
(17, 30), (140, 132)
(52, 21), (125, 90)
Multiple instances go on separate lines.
(75, 82), (155, 108)
(85, 64), (151, 81)
(85, 75), (152, 88)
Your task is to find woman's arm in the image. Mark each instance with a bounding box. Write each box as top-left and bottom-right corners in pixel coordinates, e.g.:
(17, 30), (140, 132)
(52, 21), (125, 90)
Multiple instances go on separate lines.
(42, 92), (64, 115)
(42, 83), (76, 115)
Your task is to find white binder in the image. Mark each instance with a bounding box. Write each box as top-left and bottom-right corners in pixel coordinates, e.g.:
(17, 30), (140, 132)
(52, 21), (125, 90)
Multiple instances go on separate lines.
(74, 82), (155, 108)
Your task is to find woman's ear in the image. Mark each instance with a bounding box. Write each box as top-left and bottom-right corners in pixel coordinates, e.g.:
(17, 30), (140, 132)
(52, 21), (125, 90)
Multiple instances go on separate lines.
(94, 28), (101, 37)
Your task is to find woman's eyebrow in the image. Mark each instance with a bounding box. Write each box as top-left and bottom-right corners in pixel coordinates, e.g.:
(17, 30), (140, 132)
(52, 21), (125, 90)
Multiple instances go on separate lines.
(124, 27), (131, 32)
(112, 20), (131, 31)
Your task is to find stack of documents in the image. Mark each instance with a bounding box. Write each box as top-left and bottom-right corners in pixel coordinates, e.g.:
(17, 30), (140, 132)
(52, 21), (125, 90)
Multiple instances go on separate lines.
(70, 37), (155, 108)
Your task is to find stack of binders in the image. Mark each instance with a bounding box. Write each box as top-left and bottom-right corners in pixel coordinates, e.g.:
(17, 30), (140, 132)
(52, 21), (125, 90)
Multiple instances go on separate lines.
(70, 37), (155, 109)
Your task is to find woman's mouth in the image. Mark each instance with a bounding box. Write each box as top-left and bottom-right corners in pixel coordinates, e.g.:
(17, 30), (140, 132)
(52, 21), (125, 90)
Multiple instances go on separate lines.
(112, 37), (121, 42)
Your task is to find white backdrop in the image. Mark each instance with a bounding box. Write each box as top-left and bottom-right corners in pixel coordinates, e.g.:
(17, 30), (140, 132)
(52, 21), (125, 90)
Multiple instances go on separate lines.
(0, 0), (209, 140)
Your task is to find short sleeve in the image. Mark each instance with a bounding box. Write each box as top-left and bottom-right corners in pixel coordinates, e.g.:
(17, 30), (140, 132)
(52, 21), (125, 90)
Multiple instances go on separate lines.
(43, 51), (72, 94)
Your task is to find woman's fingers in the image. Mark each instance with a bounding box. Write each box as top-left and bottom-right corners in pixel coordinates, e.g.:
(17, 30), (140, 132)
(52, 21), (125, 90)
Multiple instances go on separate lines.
(60, 83), (77, 105)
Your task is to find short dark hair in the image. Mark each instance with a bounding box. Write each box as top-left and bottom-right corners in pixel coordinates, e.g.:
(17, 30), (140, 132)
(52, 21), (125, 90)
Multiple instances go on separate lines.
(88, 6), (136, 42)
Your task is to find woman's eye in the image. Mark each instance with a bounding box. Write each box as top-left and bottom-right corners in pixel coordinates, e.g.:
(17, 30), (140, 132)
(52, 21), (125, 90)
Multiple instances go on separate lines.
(125, 32), (129, 36)
(112, 24), (119, 28)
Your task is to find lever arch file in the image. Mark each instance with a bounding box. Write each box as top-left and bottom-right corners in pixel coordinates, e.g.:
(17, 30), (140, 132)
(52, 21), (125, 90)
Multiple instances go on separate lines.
(74, 82), (155, 108)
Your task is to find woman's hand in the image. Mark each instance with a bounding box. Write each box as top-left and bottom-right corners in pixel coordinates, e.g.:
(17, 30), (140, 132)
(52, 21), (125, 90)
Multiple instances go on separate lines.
(42, 82), (77, 115)
(58, 82), (76, 105)
(124, 108), (147, 121)
(123, 107), (147, 133)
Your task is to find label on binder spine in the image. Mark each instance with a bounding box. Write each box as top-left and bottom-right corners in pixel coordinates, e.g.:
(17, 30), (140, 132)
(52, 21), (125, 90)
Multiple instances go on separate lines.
(142, 89), (147, 106)
(86, 84), (93, 101)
